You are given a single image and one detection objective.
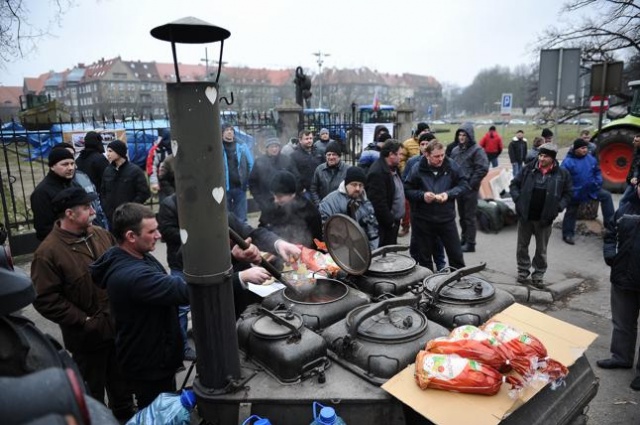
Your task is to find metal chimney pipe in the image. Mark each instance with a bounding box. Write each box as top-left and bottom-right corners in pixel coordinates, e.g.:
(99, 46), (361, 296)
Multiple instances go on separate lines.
(167, 81), (241, 390)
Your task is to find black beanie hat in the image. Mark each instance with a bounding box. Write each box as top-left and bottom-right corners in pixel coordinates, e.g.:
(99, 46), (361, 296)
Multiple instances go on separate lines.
(573, 138), (589, 150)
(541, 128), (554, 138)
(84, 131), (104, 152)
(345, 167), (366, 185)
(270, 171), (297, 195)
(48, 147), (74, 167)
(107, 140), (128, 159)
(415, 122), (430, 136)
(325, 141), (342, 156)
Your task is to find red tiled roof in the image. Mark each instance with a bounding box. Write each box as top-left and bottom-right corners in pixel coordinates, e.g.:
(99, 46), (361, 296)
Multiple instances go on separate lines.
(24, 72), (53, 94)
(84, 57), (120, 80)
(0, 86), (23, 106)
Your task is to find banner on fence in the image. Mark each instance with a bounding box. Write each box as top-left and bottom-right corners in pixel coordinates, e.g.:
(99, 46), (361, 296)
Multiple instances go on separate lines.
(63, 129), (128, 152)
(362, 123), (394, 145)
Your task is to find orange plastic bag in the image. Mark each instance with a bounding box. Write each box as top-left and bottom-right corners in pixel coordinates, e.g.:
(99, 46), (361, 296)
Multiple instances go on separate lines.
(297, 246), (341, 276)
(426, 325), (513, 372)
(414, 351), (517, 395)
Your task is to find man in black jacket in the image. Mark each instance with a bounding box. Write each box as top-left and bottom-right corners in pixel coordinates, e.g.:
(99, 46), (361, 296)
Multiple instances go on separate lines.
(509, 143), (572, 287)
(599, 185), (640, 391)
(76, 131), (109, 191)
(366, 140), (405, 246)
(291, 129), (322, 197)
(404, 139), (469, 271)
(31, 148), (77, 240)
(100, 140), (150, 226)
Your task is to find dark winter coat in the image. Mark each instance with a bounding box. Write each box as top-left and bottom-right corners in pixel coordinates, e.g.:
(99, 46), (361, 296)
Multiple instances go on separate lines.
(626, 147), (640, 185)
(90, 246), (189, 381)
(603, 198), (640, 291)
(509, 159), (573, 223)
(248, 153), (299, 212)
(404, 156), (470, 224)
(100, 161), (150, 224)
(508, 137), (528, 164)
(258, 196), (322, 248)
(222, 141), (253, 191)
(31, 171), (77, 240)
(31, 223), (116, 353)
(560, 151), (603, 203)
(310, 161), (349, 205)
(291, 145), (322, 192)
(366, 156), (399, 229)
(76, 149), (109, 192)
(450, 123), (489, 191)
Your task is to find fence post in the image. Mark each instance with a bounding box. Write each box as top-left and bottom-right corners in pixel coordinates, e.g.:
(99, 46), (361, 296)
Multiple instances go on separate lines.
(396, 103), (415, 143)
(275, 103), (302, 141)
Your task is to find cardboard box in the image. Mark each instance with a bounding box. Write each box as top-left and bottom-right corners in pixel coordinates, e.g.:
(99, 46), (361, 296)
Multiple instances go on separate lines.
(382, 303), (597, 425)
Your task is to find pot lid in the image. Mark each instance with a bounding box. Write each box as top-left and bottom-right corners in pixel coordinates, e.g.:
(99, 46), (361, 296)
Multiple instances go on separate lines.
(324, 214), (371, 276)
(367, 245), (417, 276)
(423, 272), (495, 303)
(251, 310), (304, 339)
(346, 301), (427, 343)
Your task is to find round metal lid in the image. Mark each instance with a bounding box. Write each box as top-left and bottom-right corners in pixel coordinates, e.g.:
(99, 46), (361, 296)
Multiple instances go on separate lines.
(368, 251), (417, 276)
(423, 273), (495, 303)
(150, 17), (230, 44)
(251, 311), (303, 339)
(324, 214), (371, 276)
(346, 304), (428, 342)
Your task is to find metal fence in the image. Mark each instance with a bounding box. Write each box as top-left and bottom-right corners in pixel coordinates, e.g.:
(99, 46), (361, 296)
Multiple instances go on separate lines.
(0, 113), (278, 255)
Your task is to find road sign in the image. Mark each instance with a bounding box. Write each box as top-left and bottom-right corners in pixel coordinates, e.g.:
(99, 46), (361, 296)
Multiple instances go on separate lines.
(538, 48), (581, 107)
(501, 93), (513, 115)
(590, 95), (609, 113)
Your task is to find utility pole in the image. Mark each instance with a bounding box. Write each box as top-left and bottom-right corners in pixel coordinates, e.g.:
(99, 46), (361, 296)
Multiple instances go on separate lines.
(312, 50), (331, 109)
(200, 47), (210, 80)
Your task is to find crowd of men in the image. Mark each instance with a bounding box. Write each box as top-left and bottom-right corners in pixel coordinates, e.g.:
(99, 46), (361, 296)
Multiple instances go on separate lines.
(24, 121), (640, 419)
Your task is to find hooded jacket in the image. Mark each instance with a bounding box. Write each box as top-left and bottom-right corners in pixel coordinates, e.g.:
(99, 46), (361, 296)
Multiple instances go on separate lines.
(318, 181), (379, 249)
(450, 123), (489, 191)
(31, 223), (116, 353)
(560, 150), (603, 203)
(509, 159), (572, 223)
(90, 247), (189, 381)
(404, 156), (470, 224)
(76, 148), (109, 191)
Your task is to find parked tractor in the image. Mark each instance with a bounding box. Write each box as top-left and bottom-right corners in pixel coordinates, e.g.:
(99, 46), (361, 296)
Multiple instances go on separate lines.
(593, 80), (640, 192)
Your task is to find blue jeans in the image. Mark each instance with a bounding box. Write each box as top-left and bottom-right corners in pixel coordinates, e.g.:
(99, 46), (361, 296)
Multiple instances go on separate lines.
(562, 189), (615, 238)
(170, 269), (190, 353)
(511, 162), (523, 177)
(227, 187), (248, 222)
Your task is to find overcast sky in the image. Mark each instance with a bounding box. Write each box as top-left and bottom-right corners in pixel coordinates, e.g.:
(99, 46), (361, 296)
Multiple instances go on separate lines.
(3, 0), (579, 88)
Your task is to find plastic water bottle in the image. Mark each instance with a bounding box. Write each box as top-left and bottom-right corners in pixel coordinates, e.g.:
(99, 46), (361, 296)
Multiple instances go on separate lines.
(242, 414), (272, 425)
(310, 401), (347, 425)
(126, 389), (196, 425)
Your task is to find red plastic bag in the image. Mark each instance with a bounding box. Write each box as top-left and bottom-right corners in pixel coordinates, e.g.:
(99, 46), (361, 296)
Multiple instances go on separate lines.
(414, 351), (515, 395)
(297, 246), (341, 276)
(426, 325), (513, 372)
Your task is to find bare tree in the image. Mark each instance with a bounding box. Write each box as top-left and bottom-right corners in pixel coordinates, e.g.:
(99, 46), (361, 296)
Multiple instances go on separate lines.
(539, 0), (640, 62)
(0, 0), (72, 62)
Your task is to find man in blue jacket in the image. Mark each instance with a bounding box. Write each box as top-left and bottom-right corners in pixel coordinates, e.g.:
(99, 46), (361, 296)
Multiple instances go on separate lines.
(561, 138), (615, 245)
(222, 124), (254, 222)
(404, 139), (469, 271)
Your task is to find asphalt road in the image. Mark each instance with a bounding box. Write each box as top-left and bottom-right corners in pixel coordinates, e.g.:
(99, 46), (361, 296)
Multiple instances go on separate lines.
(14, 192), (640, 424)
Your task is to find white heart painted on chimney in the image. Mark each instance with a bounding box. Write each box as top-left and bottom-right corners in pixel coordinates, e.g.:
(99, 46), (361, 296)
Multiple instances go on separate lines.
(205, 86), (218, 104)
(171, 139), (178, 156)
(180, 229), (188, 245)
(212, 187), (224, 204)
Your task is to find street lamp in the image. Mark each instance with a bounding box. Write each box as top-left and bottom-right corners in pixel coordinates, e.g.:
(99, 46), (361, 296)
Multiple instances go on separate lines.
(312, 50), (330, 109)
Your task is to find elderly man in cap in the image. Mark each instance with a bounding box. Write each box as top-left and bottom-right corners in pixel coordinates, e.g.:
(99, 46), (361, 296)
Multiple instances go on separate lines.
(101, 140), (150, 226)
(31, 147), (77, 240)
(76, 131), (109, 191)
(31, 187), (134, 419)
(222, 124), (254, 222)
(249, 137), (299, 215)
(310, 141), (349, 206)
(561, 138), (615, 245)
(510, 143), (572, 287)
(313, 127), (334, 161)
(319, 166), (379, 250)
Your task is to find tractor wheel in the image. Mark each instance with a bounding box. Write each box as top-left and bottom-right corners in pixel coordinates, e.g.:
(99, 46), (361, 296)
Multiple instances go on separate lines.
(596, 128), (635, 193)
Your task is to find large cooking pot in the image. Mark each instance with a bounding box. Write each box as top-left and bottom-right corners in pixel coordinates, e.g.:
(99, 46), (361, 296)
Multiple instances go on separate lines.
(324, 214), (432, 296)
(322, 296), (448, 385)
(419, 262), (515, 329)
(237, 306), (329, 383)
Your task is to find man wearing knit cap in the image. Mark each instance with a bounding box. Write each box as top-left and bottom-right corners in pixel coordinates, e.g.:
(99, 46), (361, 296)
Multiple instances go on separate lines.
(101, 140), (150, 226)
(249, 137), (299, 215)
(510, 142), (572, 287)
(222, 124), (254, 222)
(76, 131), (109, 191)
(313, 128), (335, 161)
(258, 171), (322, 248)
(31, 147), (77, 240)
(319, 166), (379, 250)
(310, 140), (349, 205)
(560, 138), (614, 245)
